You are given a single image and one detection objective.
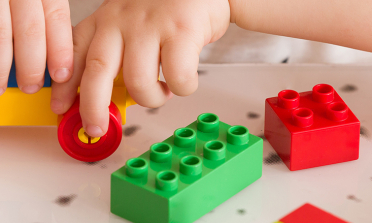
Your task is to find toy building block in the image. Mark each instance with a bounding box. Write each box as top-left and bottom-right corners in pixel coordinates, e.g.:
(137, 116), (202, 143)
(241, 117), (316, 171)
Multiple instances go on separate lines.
(264, 84), (360, 171)
(111, 113), (263, 223)
(279, 203), (348, 223)
(8, 58), (51, 87)
(1, 65), (136, 162)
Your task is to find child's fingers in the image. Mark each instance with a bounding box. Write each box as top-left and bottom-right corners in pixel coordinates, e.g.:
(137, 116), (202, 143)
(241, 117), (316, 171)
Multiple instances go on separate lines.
(11, 0), (46, 94)
(80, 28), (124, 137)
(0, 1), (13, 95)
(160, 37), (200, 96)
(123, 36), (172, 108)
(42, 0), (73, 83)
(51, 16), (96, 115)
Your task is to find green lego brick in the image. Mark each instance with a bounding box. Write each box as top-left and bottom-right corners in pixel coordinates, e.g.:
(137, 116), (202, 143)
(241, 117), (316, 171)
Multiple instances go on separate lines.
(111, 113), (263, 223)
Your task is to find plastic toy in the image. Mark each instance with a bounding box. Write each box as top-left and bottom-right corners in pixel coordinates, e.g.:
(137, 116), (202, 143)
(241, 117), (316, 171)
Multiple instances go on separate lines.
(1, 61), (136, 162)
(111, 113), (263, 223)
(264, 84), (360, 171)
(277, 203), (348, 223)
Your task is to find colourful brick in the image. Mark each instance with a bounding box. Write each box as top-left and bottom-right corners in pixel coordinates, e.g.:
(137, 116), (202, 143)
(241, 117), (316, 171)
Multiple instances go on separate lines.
(280, 203), (348, 223)
(111, 113), (263, 223)
(264, 84), (360, 171)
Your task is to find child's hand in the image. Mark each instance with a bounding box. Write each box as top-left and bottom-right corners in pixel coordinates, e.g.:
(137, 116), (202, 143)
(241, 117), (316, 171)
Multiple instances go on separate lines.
(51, 0), (230, 137)
(0, 0), (73, 95)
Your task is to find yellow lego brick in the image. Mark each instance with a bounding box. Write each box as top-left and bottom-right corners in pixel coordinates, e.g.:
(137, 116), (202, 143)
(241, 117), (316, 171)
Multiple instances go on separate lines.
(0, 71), (136, 126)
(0, 87), (57, 126)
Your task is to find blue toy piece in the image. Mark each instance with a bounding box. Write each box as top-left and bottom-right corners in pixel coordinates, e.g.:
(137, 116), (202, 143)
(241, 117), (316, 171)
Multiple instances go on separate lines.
(7, 58), (51, 87)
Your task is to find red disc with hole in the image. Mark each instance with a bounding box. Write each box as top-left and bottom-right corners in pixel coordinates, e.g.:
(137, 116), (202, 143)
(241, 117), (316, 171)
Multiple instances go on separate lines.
(58, 96), (122, 162)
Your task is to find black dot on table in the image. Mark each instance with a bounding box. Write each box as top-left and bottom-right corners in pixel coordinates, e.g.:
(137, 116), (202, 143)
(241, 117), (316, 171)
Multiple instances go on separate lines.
(281, 57), (289, 63)
(237, 209), (246, 215)
(197, 70), (207, 75)
(123, 125), (140, 137)
(247, 112), (260, 119)
(85, 161), (99, 166)
(347, 195), (362, 202)
(264, 152), (282, 165)
(55, 194), (77, 206)
(147, 108), (160, 114)
(340, 84), (358, 92)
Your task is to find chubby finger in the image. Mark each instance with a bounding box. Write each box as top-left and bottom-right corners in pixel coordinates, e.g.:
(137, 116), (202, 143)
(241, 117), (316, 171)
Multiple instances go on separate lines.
(80, 28), (124, 137)
(123, 35), (172, 108)
(51, 16), (95, 115)
(42, 0), (73, 83)
(161, 37), (200, 96)
(0, 1), (13, 95)
(11, 0), (46, 94)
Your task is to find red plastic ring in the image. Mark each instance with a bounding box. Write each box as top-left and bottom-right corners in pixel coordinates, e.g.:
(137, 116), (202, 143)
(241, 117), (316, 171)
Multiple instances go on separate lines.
(326, 102), (349, 122)
(58, 96), (122, 162)
(312, 84), (334, 103)
(278, 90), (300, 109)
(292, 108), (314, 128)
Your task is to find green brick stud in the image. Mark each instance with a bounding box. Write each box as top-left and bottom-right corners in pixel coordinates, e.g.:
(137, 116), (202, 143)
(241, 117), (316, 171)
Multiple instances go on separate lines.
(179, 155), (202, 176)
(174, 128), (196, 148)
(203, 140), (226, 160)
(156, 171), (178, 191)
(150, 142), (172, 163)
(125, 158), (148, 178)
(197, 113), (220, 133)
(227, 125), (249, 145)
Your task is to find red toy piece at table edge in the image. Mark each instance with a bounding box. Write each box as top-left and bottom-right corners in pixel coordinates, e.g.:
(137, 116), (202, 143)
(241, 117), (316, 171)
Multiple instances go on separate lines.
(278, 203), (349, 223)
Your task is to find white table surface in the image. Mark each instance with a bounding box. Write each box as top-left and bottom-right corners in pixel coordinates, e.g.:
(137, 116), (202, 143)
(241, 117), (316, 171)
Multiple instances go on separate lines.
(1, 64), (371, 223)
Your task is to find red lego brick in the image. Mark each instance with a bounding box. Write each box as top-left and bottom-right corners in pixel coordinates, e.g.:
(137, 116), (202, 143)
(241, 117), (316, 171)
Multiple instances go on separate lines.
(280, 203), (348, 223)
(264, 84), (360, 171)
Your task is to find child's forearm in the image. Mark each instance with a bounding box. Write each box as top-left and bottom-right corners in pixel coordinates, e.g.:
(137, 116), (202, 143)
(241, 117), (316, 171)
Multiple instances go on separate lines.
(230, 0), (372, 52)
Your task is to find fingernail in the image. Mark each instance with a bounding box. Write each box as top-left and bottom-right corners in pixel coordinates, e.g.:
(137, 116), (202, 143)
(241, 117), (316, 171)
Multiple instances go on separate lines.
(54, 68), (70, 82)
(21, 84), (40, 94)
(0, 88), (5, 95)
(51, 99), (64, 113)
(86, 125), (104, 137)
